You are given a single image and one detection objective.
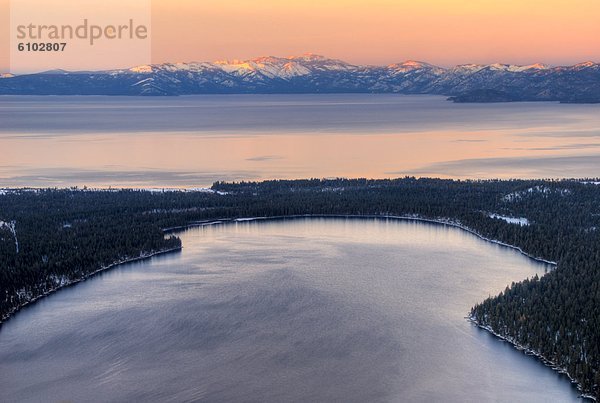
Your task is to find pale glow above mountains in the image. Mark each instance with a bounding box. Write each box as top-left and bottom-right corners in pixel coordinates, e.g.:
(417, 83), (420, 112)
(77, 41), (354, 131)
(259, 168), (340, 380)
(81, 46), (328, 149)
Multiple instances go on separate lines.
(149, 0), (600, 68)
(2, 0), (600, 72)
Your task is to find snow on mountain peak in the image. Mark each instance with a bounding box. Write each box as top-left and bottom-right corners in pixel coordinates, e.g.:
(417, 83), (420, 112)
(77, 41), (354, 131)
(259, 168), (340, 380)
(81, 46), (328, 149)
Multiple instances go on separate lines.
(129, 65), (153, 73)
(574, 61), (597, 69)
(487, 63), (549, 72)
(113, 56), (598, 92)
(453, 64), (485, 72)
(403, 60), (430, 67)
(212, 56), (313, 78)
(281, 62), (311, 77)
(501, 63), (550, 72)
(489, 63), (510, 70)
(253, 56), (282, 63)
(524, 63), (549, 70)
(214, 59), (245, 66)
(451, 62), (550, 74)
(215, 60), (255, 71)
(288, 53), (327, 62)
(388, 60), (442, 72)
(284, 54), (354, 71)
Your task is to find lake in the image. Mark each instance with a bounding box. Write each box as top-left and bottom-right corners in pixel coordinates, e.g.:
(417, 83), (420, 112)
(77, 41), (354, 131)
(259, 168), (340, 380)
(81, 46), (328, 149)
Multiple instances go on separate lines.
(1, 94), (599, 188)
(0, 218), (582, 402)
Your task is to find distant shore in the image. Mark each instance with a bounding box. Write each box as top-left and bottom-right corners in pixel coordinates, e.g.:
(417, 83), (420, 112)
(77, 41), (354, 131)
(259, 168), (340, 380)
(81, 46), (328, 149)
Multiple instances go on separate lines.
(167, 214), (557, 266)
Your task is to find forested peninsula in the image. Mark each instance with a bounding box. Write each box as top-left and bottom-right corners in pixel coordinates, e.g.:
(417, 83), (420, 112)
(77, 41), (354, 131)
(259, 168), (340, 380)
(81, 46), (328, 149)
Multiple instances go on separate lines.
(1, 178), (599, 398)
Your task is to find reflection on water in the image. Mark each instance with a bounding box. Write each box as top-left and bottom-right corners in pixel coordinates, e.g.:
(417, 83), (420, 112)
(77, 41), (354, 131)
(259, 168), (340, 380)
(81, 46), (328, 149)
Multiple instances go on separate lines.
(0, 218), (581, 402)
(1, 94), (599, 187)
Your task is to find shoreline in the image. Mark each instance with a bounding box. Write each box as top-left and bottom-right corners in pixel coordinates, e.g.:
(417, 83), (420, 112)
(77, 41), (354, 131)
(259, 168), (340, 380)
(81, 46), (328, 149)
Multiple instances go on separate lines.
(468, 316), (597, 401)
(0, 246), (182, 325)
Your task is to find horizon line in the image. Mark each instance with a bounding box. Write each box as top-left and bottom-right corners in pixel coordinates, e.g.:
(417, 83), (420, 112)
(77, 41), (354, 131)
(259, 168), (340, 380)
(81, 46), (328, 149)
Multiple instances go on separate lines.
(5, 53), (600, 75)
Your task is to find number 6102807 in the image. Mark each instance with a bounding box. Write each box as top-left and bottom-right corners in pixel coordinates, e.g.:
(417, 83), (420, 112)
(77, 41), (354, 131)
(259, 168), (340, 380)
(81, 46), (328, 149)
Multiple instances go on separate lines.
(17, 42), (67, 52)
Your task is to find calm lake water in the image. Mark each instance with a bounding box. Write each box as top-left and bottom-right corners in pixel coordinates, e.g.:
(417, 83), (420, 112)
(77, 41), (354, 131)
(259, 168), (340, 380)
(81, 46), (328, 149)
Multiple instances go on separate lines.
(0, 218), (581, 402)
(1, 94), (599, 188)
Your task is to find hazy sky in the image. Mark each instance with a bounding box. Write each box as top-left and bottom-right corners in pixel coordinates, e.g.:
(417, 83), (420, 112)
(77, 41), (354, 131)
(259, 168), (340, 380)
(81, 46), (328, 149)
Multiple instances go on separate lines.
(150, 0), (600, 66)
(2, 0), (600, 72)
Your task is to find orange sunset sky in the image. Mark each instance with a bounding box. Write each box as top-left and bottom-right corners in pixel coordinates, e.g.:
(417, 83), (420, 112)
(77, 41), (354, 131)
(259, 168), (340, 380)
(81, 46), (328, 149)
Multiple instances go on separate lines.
(2, 0), (600, 72)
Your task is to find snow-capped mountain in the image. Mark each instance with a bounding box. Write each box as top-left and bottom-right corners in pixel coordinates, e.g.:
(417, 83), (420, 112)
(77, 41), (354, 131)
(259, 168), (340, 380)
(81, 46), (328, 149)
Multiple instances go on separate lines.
(1, 54), (598, 102)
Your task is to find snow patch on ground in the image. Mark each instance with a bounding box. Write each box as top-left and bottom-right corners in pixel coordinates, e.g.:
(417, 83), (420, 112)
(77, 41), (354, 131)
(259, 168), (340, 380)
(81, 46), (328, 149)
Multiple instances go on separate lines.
(132, 78), (154, 86)
(144, 187), (228, 195)
(489, 214), (530, 226)
(503, 186), (572, 202)
(0, 220), (19, 253)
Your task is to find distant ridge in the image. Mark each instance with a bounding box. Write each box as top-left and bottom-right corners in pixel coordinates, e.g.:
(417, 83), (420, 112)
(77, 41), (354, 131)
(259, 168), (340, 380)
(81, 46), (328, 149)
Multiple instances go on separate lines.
(1, 54), (599, 102)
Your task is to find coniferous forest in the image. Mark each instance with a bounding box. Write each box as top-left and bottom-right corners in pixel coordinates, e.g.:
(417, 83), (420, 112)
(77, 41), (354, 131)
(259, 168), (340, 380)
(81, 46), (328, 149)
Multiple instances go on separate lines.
(0, 178), (599, 398)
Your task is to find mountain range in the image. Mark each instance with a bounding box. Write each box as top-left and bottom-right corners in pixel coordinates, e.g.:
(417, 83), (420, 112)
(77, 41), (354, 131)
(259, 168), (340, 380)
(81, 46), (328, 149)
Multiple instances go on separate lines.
(1, 54), (599, 102)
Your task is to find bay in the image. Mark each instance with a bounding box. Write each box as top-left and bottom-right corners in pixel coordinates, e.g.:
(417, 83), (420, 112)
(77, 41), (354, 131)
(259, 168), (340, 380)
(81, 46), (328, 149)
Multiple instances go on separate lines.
(0, 218), (581, 402)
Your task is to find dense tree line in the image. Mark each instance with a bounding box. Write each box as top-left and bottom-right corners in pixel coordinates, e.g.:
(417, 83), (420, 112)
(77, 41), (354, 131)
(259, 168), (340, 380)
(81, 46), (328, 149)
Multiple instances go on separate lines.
(0, 178), (598, 398)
